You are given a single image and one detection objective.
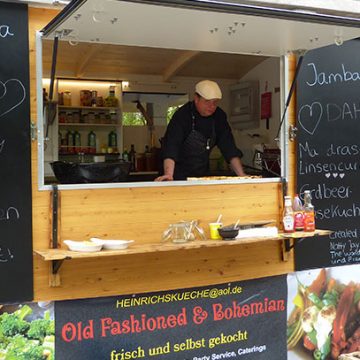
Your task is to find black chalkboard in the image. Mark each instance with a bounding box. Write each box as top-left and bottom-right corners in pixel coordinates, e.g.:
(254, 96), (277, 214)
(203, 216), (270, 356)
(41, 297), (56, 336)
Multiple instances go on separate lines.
(55, 277), (287, 360)
(0, 2), (33, 302)
(295, 38), (360, 270)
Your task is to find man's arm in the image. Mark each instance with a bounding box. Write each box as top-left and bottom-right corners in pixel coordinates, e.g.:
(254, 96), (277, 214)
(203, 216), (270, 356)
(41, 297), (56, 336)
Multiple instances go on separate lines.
(155, 158), (175, 181)
(229, 157), (246, 176)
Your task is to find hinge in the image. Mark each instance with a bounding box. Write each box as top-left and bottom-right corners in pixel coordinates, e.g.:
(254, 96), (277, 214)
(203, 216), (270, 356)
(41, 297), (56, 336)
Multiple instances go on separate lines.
(31, 121), (37, 141)
(289, 124), (298, 141)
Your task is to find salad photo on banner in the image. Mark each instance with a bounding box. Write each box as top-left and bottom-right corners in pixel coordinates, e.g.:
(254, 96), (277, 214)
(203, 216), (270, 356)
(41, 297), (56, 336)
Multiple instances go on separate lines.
(287, 264), (360, 360)
(55, 276), (287, 360)
(0, 301), (54, 359)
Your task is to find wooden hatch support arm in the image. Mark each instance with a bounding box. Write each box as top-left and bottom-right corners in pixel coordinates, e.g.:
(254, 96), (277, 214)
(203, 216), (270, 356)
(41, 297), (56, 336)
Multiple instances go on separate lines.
(134, 100), (156, 148)
(49, 185), (67, 286)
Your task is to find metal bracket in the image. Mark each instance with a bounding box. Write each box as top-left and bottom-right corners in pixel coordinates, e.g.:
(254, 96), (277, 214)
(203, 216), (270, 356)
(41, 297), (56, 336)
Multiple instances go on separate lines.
(52, 259), (64, 275)
(282, 237), (306, 261)
(289, 124), (298, 141)
(51, 185), (64, 276)
(31, 121), (37, 141)
(52, 184), (59, 249)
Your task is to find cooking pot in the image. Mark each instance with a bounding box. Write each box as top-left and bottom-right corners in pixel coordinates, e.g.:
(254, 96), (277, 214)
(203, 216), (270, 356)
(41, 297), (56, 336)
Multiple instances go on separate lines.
(51, 161), (131, 184)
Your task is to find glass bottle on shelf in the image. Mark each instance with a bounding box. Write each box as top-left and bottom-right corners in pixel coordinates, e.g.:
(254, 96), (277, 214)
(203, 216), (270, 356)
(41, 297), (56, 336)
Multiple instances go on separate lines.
(122, 147), (129, 162)
(129, 144), (136, 172)
(283, 196), (294, 233)
(104, 86), (118, 107)
(303, 190), (316, 232)
(88, 131), (96, 154)
(108, 131), (117, 149)
(66, 131), (74, 154)
(74, 131), (81, 153)
(293, 194), (304, 231)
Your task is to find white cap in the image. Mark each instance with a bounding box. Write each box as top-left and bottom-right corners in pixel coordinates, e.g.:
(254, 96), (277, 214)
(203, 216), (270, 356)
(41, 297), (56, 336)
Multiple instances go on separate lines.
(195, 80), (222, 100)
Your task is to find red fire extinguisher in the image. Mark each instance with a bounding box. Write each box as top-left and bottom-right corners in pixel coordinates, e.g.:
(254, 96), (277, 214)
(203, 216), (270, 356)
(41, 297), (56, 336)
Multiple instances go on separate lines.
(261, 81), (272, 129)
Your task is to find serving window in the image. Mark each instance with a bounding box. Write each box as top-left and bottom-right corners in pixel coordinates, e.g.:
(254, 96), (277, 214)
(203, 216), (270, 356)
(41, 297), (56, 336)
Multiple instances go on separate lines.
(36, 0), (360, 190)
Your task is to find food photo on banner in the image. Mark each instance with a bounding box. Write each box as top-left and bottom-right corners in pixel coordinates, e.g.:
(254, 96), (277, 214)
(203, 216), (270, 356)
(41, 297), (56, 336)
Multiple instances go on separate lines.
(0, 301), (55, 359)
(55, 276), (287, 360)
(287, 264), (360, 360)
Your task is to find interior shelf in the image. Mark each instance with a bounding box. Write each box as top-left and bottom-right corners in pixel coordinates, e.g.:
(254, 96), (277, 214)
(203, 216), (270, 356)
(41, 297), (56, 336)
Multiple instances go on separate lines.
(58, 105), (118, 111)
(59, 123), (119, 127)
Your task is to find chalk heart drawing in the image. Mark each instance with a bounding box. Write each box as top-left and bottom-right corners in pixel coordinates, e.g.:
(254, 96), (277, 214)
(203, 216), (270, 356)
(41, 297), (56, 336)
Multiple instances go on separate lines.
(298, 102), (323, 136)
(0, 79), (26, 118)
(325, 173), (331, 178)
(339, 173), (345, 178)
(333, 173), (338, 178)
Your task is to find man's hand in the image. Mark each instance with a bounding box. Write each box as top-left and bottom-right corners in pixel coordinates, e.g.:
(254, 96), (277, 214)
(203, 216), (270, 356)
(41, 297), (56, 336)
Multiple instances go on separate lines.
(229, 157), (246, 176)
(155, 174), (174, 181)
(155, 158), (175, 181)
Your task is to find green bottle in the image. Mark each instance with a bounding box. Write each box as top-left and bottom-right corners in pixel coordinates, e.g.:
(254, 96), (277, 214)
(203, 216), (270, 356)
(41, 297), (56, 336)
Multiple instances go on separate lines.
(122, 147), (129, 162)
(108, 131), (117, 148)
(88, 131), (96, 154)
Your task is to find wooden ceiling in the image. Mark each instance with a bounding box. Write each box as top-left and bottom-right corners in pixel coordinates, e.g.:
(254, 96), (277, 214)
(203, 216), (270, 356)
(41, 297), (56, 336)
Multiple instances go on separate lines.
(42, 39), (269, 81)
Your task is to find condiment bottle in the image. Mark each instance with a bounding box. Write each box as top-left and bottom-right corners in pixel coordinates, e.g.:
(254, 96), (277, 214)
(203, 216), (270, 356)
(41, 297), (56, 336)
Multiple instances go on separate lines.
(283, 196), (294, 233)
(293, 194), (304, 231)
(303, 190), (315, 232)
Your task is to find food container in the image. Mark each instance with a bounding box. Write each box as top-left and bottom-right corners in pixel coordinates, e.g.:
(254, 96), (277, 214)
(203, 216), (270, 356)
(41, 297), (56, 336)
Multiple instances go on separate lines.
(50, 160), (131, 184)
(64, 240), (102, 252)
(218, 226), (239, 240)
(209, 222), (222, 240)
(80, 90), (92, 106)
(63, 91), (72, 106)
(90, 238), (134, 250)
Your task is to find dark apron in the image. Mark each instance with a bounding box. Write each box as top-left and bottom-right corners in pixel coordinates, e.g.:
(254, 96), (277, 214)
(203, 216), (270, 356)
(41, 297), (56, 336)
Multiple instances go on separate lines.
(174, 108), (216, 180)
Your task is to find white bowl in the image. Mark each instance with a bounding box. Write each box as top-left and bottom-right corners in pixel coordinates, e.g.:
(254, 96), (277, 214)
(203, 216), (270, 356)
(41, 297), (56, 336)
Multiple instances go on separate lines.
(64, 240), (103, 252)
(90, 238), (134, 250)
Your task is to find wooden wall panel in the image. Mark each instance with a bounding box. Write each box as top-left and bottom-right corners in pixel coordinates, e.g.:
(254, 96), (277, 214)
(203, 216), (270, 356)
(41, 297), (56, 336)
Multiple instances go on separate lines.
(29, 8), (294, 302)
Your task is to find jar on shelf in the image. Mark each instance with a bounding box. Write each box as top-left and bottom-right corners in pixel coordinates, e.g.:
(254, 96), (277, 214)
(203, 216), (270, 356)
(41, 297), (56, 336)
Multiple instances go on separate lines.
(58, 92), (64, 105)
(66, 112), (73, 123)
(80, 90), (92, 106)
(96, 96), (104, 107)
(81, 112), (88, 123)
(72, 111), (80, 123)
(99, 112), (106, 124)
(63, 91), (72, 106)
(58, 111), (66, 123)
(95, 112), (100, 123)
(88, 112), (95, 124)
(110, 110), (117, 124)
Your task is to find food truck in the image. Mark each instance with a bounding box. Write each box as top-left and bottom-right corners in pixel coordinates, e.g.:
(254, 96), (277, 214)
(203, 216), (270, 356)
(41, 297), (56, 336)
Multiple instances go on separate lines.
(1, 0), (360, 359)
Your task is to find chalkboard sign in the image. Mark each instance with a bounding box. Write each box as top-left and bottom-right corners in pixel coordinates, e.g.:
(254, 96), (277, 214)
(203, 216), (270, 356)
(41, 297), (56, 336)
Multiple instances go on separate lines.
(295, 38), (360, 270)
(0, 2), (32, 302)
(55, 277), (287, 360)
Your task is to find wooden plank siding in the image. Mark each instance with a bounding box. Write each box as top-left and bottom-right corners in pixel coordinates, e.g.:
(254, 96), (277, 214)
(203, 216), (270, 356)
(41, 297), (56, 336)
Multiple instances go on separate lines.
(29, 8), (296, 302)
